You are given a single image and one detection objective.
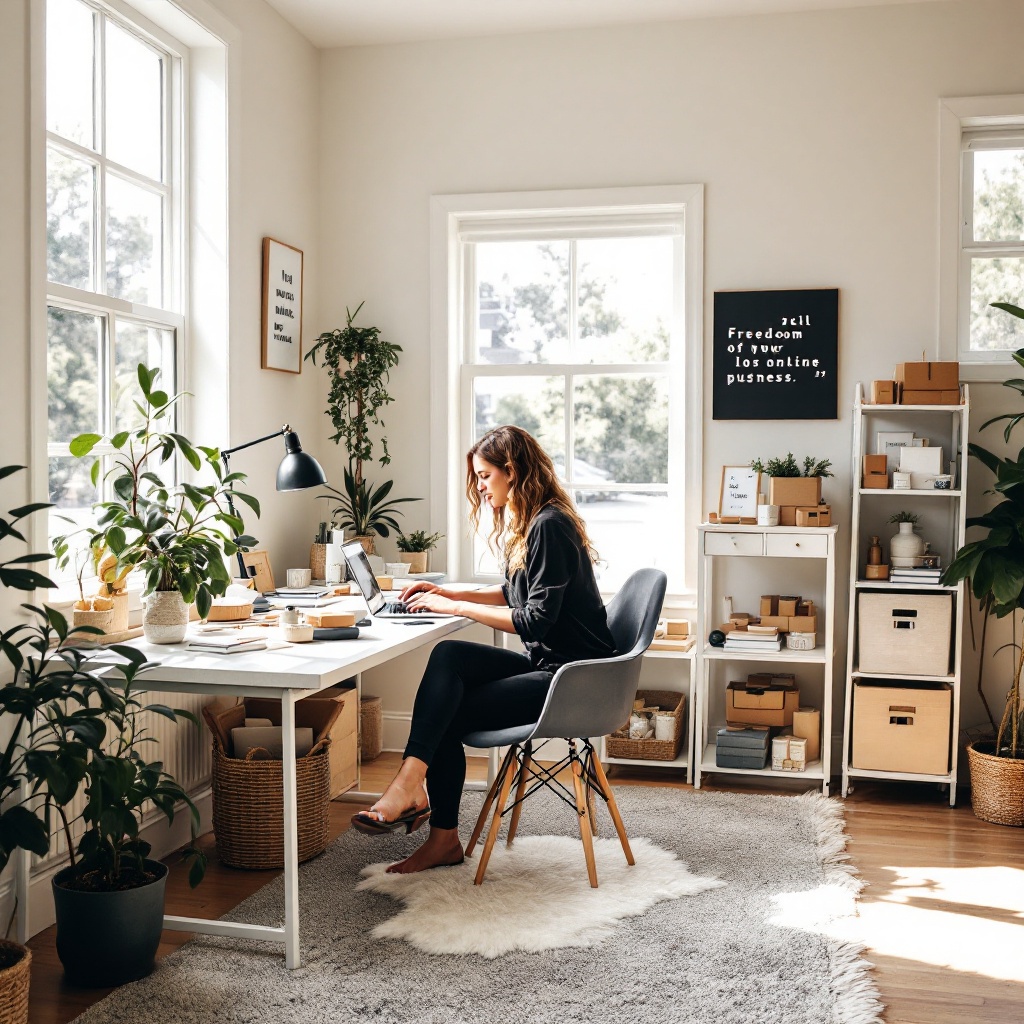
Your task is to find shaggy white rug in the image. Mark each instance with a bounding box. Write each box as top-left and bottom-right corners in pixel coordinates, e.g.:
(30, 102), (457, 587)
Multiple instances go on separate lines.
(358, 834), (724, 956)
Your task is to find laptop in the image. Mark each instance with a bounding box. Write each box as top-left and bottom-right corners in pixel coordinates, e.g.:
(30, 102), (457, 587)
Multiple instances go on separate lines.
(341, 541), (453, 619)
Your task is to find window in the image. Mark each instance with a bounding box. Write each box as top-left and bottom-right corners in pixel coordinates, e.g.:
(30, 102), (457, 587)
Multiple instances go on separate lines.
(940, 96), (1024, 374)
(433, 187), (703, 596)
(45, 0), (184, 578)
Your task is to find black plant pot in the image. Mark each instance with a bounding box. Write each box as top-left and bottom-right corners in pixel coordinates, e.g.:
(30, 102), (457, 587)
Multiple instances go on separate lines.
(52, 859), (168, 987)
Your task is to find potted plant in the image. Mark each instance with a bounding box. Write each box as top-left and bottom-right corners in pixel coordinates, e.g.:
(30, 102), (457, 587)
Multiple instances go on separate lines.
(750, 453), (834, 507)
(396, 529), (443, 574)
(59, 364), (259, 643)
(1, 466), (205, 994)
(942, 309), (1024, 825)
(305, 304), (416, 554)
(887, 510), (925, 566)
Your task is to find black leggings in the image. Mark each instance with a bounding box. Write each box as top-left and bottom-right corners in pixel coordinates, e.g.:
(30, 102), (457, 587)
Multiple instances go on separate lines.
(402, 640), (553, 830)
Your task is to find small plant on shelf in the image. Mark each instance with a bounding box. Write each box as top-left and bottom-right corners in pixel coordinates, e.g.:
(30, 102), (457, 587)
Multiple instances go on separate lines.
(396, 530), (443, 554)
(750, 453), (834, 478)
(887, 511), (919, 525)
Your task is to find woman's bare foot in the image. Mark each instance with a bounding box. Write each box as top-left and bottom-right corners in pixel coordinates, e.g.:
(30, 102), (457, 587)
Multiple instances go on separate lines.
(386, 826), (464, 874)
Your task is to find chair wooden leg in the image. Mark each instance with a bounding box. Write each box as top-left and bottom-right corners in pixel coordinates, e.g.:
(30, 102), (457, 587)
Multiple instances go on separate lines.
(591, 752), (634, 866)
(465, 745), (515, 859)
(474, 745), (518, 885)
(506, 745), (532, 847)
(585, 761), (598, 837)
(570, 745), (598, 888)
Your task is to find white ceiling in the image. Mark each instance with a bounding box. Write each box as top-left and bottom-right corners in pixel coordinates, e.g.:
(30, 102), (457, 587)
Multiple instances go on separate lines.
(263, 0), (944, 48)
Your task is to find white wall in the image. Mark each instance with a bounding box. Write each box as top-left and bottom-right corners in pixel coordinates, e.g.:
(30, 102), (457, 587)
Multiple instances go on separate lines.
(316, 0), (1024, 738)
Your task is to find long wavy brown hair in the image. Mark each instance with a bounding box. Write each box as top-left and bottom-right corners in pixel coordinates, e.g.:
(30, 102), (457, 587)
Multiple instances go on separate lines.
(466, 425), (597, 574)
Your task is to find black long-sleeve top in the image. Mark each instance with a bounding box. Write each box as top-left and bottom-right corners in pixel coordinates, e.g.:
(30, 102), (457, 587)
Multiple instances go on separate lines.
(501, 506), (616, 672)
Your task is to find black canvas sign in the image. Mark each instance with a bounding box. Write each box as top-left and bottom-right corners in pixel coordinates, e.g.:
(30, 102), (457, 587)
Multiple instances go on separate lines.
(712, 288), (839, 420)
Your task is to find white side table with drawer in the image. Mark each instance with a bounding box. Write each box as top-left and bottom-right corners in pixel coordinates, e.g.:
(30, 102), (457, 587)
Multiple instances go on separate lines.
(695, 523), (839, 793)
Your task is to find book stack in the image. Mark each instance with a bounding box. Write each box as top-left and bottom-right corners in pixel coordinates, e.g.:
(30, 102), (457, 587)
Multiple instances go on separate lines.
(723, 627), (783, 653)
(265, 586), (345, 608)
(186, 633), (268, 655)
(889, 565), (944, 586)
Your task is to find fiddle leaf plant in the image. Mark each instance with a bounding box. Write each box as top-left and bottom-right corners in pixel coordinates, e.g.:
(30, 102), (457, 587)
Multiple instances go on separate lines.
(56, 364), (260, 620)
(942, 311), (1024, 759)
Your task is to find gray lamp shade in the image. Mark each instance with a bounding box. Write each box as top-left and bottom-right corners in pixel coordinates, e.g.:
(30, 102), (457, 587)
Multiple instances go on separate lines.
(276, 430), (327, 491)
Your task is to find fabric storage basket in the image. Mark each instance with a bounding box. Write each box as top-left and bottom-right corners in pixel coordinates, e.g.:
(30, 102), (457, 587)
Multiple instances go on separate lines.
(857, 592), (952, 676)
(360, 694), (383, 761)
(851, 681), (952, 775)
(605, 689), (686, 761)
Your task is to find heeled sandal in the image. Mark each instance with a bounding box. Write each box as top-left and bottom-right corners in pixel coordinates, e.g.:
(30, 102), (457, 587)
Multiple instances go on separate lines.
(351, 806), (431, 836)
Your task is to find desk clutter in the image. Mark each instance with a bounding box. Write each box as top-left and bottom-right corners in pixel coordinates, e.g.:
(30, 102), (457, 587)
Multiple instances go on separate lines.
(862, 429), (953, 491)
(201, 689), (358, 868)
(717, 673), (821, 772)
(711, 595), (817, 651)
(606, 689), (686, 761)
(870, 360), (961, 406)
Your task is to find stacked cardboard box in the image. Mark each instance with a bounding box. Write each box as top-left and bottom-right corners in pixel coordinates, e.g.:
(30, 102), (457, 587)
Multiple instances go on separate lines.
(894, 361), (960, 405)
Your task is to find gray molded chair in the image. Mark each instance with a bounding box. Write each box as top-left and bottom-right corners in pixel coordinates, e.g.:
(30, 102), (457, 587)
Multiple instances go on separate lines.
(462, 567), (668, 888)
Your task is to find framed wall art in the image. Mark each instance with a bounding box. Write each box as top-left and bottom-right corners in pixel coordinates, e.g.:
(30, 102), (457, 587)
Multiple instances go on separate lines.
(718, 466), (761, 520)
(261, 237), (304, 373)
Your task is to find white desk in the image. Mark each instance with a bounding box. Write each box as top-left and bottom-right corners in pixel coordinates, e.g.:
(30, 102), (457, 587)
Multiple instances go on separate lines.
(75, 614), (472, 968)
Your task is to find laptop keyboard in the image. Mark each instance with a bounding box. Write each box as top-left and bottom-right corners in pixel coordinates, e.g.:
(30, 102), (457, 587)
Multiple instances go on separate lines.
(384, 600), (410, 614)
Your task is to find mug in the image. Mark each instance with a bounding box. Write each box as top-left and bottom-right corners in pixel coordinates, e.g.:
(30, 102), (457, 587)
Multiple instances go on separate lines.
(286, 568), (312, 588)
(757, 504), (780, 527)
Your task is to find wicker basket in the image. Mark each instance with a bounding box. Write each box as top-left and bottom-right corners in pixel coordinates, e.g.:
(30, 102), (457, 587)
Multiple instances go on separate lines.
(209, 739), (332, 869)
(310, 543), (327, 581)
(360, 694), (383, 761)
(0, 940), (30, 1024)
(967, 741), (1024, 827)
(605, 689), (686, 761)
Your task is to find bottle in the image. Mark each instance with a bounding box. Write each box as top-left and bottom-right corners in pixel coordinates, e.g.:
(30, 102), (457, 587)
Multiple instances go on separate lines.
(867, 535), (882, 566)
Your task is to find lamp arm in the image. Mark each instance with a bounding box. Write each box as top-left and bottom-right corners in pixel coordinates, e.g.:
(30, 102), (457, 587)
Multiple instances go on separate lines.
(221, 425), (289, 459)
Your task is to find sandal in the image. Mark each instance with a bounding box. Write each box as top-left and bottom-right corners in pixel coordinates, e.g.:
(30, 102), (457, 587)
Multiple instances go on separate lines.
(351, 806), (431, 836)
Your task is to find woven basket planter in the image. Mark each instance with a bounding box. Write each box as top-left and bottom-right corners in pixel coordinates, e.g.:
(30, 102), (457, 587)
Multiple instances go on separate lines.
(360, 694), (383, 761)
(210, 740), (332, 869)
(967, 741), (1024, 827)
(0, 940), (30, 1024)
(605, 689), (686, 761)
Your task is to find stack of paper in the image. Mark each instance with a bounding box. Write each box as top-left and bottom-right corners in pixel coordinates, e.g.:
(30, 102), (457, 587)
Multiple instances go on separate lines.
(186, 633), (268, 655)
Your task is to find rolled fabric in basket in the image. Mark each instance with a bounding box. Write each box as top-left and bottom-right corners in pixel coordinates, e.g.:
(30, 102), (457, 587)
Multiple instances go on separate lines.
(230, 726), (314, 760)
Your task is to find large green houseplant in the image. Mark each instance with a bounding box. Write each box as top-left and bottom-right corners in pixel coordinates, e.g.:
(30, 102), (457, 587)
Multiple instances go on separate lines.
(1, 465), (205, 991)
(942, 302), (1024, 825)
(60, 364), (259, 643)
(305, 304), (416, 553)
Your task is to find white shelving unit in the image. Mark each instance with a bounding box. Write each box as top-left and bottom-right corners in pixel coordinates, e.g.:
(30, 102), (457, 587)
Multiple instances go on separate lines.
(599, 648), (696, 780)
(694, 524), (839, 794)
(841, 383), (970, 805)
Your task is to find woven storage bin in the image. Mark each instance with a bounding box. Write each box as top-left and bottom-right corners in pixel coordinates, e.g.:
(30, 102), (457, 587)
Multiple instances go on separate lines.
(605, 689), (686, 761)
(968, 741), (1024, 827)
(0, 940), (30, 1024)
(360, 694), (383, 761)
(209, 739), (332, 869)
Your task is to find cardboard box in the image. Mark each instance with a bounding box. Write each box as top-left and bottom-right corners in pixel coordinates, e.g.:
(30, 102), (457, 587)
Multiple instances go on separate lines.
(788, 614), (817, 634)
(779, 506), (798, 527)
(759, 614), (790, 632)
(726, 679), (800, 727)
(792, 706), (821, 762)
(852, 682), (951, 775)
(895, 361), (959, 391)
(858, 592), (952, 676)
(862, 454), (888, 489)
(778, 597), (800, 617)
(900, 389), (960, 406)
(716, 726), (770, 768)
(871, 380), (896, 404)
(244, 688), (357, 797)
(769, 477), (822, 508)
(304, 610), (357, 628)
(760, 595), (779, 616)
(664, 619), (690, 637)
(795, 506), (831, 527)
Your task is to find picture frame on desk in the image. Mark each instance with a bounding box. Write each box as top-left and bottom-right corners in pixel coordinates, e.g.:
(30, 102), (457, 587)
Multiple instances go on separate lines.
(241, 550), (275, 593)
(718, 466), (761, 521)
(261, 237), (304, 374)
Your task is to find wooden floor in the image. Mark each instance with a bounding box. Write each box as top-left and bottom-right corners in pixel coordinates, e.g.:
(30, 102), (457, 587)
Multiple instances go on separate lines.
(25, 754), (1024, 1024)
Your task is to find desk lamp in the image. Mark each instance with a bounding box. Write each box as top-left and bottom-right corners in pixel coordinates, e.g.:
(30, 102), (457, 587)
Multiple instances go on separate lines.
(221, 425), (327, 609)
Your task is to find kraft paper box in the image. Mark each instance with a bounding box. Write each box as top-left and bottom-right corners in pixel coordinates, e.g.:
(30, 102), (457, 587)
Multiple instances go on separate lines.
(726, 679), (800, 728)
(779, 506), (797, 527)
(792, 707), (821, 762)
(871, 380), (896, 404)
(789, 614), (817, 634)
(795, 506), (831, 527)
(778, 596), (800, 617)
(894, 361), (959, 391)
(901, 389), (960, 405)
(664, 618), (690, 636)
(760, 595), (779, 616)
(759, 614), (790, 631)
(863, 454), (888, 488)
(851, 682), (951, 776)
(769, 477), (822, 508)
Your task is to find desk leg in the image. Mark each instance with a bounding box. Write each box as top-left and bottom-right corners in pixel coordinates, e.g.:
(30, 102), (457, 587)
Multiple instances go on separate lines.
(281, 693), (301, 969)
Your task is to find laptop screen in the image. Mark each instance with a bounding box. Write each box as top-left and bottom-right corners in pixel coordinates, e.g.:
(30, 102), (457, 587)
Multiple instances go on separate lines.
(341, 541), (386, 614)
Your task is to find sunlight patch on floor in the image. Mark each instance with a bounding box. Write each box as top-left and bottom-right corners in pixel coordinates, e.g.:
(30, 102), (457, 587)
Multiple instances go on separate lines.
(770, 865), (1024, 983)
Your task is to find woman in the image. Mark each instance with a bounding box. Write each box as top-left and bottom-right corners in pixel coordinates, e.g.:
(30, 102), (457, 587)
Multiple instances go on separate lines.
(351, 425), (616, 873)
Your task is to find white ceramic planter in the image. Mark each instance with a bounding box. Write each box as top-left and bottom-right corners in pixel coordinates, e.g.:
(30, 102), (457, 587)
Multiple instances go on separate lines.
(142, 590), (188, 644)
(889, 521), (925, 566)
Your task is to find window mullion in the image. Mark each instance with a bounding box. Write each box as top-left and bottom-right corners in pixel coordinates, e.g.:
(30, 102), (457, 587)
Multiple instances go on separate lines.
(961, 150), (974, 247)
(96, 14), (107, 297)
(564, 371), (574, 490)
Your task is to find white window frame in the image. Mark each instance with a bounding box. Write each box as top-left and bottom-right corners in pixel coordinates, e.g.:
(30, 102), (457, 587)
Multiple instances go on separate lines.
(43, 0), (188, 586)
(939, 95), (1024, 380)
(430, 185), (704, 601)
